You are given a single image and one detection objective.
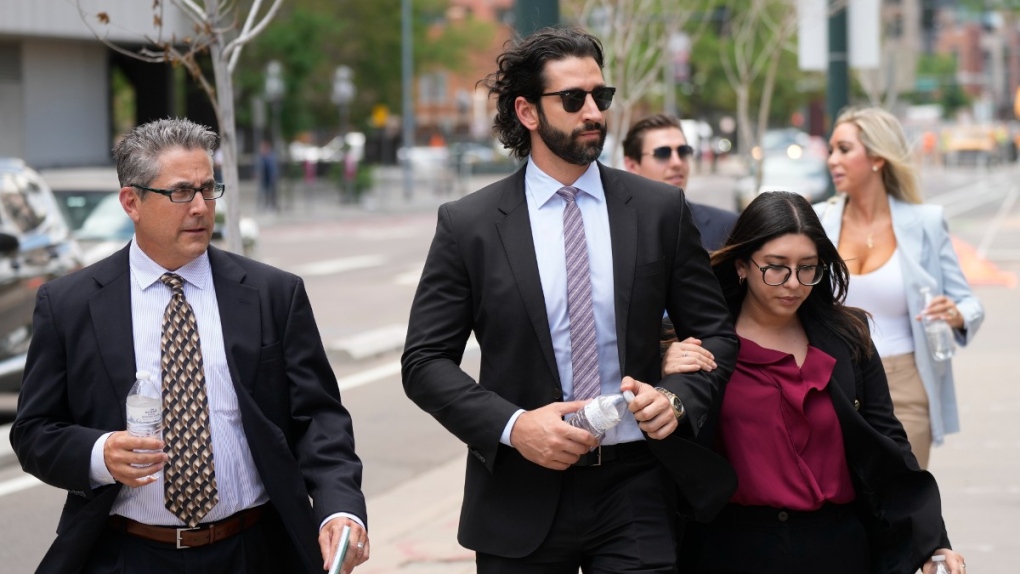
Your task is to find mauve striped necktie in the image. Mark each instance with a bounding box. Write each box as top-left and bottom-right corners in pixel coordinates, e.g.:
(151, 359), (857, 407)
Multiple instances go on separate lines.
(556, 186), (600, 401)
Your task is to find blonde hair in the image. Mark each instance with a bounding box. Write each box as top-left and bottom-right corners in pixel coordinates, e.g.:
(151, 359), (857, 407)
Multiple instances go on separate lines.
(834, 107), (922, 204)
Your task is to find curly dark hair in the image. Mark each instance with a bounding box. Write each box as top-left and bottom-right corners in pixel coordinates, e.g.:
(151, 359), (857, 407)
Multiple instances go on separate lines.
(480, 27), (605, 160)
(711, 191), (874, 362)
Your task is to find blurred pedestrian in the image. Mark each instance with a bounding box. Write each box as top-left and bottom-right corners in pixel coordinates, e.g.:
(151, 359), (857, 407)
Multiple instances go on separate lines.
(623, 113), (737, 251)
(818, 106), (983, 469)
(664, 191), (966, 574)
(401, 27), (738, 573)
(11, 118), (368, 574)
(259, 140), (279, 211)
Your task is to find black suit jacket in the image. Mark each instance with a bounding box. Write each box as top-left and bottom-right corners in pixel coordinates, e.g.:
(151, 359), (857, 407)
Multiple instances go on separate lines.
(688, 201), (738, 252)
(401, 163), (739, 558)
(806, 313), (950, 573)
(11, 245), (365, 574)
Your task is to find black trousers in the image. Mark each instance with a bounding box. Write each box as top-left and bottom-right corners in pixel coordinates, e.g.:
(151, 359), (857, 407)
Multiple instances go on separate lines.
(476, 450), (678, 574)
(82, 505), (303, 574)
(685, 503), (871, 574)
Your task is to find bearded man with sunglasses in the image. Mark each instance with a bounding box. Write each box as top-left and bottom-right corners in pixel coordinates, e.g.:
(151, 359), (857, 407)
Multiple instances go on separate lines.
(623, 114), (738, 252)
(402, 27), (738, 574)
(12, 118), (368, 574)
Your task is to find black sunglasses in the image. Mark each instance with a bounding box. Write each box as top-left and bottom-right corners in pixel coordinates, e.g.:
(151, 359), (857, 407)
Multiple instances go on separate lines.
(538, 86), (616, 113)
(644, 145), (694, 161)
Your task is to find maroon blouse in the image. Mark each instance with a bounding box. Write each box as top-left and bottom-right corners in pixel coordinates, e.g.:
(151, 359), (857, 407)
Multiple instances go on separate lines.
(718, 336), (856, 510)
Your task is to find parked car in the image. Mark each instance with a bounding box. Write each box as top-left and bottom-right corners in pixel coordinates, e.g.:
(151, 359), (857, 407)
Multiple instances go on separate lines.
(735, 154), (833, 211)
(0, 158), (84, 396)
(43, 167), (260, 265)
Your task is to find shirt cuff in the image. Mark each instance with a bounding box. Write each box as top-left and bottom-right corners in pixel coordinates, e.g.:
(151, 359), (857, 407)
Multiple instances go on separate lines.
(319, 513), (366, 533)
(90, 432), (116, 488)
(500, 409), (526, 446)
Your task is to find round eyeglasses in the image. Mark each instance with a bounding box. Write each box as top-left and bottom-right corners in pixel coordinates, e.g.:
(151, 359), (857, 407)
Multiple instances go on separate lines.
(749, 258), (827, 286)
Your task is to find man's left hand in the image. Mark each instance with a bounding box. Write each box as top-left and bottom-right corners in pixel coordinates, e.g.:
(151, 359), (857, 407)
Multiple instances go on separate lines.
(319, 517), (368, 573)
(621, 376), (677, 439)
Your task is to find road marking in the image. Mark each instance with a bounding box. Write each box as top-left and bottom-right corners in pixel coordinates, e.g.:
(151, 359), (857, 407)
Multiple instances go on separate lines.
(288, 255), (386, 277)
(976, 185), (1019, 258)
(329, 324), (408, 361)
(336, 338), (480, 393)
(395, 266), (423, 286)
(0, 474), (42, 498)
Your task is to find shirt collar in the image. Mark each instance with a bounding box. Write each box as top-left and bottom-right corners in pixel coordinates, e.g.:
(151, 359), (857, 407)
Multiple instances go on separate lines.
(525, 157), (605, 208)
(129, 238), (211, 292)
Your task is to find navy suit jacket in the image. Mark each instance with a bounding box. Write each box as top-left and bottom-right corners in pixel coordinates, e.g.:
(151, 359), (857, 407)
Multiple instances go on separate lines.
(11, 245), (365, 573)
(688, 201), (738, 252)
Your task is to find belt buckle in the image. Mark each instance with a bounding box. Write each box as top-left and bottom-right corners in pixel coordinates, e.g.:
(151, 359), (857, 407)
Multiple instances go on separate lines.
(176, 526), (199, 549)
(591, 445), (602, 467)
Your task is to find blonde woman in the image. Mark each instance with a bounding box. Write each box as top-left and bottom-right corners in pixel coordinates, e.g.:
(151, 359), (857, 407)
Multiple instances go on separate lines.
(816, 107), (983, 468)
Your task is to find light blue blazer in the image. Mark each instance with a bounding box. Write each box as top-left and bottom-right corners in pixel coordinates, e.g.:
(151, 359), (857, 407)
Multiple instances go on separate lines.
(814, 194), (984, 445)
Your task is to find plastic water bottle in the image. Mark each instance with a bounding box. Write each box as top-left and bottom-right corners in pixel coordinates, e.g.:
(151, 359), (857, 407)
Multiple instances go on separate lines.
(126, 370), (162, 473)
(920, 287), (955, 362)
(930, 555), (949, 574)
(568, 391), (635, 445)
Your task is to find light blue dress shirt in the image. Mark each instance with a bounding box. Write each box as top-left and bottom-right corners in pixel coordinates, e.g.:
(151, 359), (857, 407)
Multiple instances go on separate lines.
(500, 158), (642, 446)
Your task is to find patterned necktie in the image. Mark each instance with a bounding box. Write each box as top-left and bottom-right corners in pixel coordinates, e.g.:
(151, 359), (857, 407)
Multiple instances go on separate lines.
(159, 272), (217, 527)
(557, 186), (600, 401)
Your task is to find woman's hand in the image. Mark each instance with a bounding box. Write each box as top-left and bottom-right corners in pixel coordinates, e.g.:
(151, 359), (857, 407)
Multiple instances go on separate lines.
(922, 548), (965, 574)
(661, 337), (717, 377)
(919, 294), (964, 330)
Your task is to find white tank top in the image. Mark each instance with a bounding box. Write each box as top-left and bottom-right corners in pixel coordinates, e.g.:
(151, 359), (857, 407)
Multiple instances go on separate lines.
(844, 248), (915, 357)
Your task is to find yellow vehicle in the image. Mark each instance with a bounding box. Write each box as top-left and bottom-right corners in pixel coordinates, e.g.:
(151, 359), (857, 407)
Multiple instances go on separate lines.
(940, 125), (999, 167)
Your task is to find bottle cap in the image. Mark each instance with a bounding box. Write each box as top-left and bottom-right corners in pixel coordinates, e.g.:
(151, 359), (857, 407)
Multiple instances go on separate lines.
(135, 370), (151, 380)
(622, 390), (635, 403)
(931, 556), (946, 562)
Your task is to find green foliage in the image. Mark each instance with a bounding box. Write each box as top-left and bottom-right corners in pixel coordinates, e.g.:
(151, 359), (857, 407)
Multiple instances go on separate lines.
(901, 53), (971, 116)
(236, 0), (496, 141)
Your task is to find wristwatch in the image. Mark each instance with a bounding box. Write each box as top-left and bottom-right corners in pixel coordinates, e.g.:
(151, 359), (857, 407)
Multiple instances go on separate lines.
(654, 387), (686, 421)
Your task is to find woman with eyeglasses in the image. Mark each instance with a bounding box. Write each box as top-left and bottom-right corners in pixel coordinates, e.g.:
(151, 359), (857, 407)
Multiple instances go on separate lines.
(818, 107), (983, 469)
(663, 191), (965, 574)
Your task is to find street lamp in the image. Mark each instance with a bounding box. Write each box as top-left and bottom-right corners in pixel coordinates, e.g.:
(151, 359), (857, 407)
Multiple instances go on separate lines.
(331, 65), (357, 200)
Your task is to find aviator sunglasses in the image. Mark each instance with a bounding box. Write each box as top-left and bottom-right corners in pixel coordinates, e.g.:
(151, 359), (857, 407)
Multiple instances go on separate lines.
(643, 145), (695, 162)
(539, 86), (617, 113)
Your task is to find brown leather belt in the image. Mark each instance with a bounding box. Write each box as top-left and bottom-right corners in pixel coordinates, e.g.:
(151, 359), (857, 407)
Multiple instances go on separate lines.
(108, 506), (264, 549)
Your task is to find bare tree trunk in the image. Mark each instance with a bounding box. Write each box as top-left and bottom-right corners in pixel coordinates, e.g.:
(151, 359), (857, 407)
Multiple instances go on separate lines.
(207, 5), (242, 255)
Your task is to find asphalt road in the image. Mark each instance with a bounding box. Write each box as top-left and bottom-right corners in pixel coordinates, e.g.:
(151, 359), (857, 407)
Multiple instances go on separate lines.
(0, 161), (1017, 572)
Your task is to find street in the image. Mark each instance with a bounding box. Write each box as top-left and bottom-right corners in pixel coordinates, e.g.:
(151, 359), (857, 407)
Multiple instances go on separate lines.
(0, 161), (1018, 572)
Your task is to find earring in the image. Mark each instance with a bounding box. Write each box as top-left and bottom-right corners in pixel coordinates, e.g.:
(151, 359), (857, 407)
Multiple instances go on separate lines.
(738, 275), (745, 285)
(872, 165), (879, 172)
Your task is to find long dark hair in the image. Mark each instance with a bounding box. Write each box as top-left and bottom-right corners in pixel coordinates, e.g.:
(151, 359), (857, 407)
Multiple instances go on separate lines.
(711, 191), (873, 361)
(480, 27), (605, 160)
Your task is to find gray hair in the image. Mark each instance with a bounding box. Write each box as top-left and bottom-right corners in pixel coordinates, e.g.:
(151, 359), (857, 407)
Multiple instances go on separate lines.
(113, 118), (218, 188)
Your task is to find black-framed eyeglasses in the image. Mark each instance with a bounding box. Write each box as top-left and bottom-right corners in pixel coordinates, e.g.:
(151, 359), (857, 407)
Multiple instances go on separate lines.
(130, 183), (225, 203)
(538, 86), (616, 113)
(749, 258), (827, 286)
(644, 145), (694, 162)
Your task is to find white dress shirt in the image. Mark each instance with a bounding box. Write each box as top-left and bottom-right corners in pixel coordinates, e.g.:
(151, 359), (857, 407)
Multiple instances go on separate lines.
(90, 240), (268, 525)
(500, 159), (643, 445)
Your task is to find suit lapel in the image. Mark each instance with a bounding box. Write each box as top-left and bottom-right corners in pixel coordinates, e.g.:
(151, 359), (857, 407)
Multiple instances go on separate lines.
(208, 247), (261, 395)
(89, 246), (137, 412)
(494, 167), (560, 383)
(889, 195), (923, 262)
(600, 165), (636, 371)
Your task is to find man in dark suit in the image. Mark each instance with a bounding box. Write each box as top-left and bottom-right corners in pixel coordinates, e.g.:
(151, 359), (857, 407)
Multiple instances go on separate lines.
(401, 28), (738, 573)
(622, 113), (738, 252)
(11, 118), (368, 574)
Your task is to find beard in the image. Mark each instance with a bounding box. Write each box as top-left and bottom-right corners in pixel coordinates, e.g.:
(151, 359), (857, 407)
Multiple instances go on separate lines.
(536, 106), (607, 166)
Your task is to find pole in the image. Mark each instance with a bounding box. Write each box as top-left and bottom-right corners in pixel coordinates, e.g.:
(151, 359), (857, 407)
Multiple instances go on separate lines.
(401, 0), (414, 201)
(826, 2), (848, 134)
(514, 0), (560, 37)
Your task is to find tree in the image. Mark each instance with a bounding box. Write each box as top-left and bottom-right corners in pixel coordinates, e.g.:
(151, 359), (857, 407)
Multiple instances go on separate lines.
(563, 0), (719, 165)
(78, 0), (284, 253)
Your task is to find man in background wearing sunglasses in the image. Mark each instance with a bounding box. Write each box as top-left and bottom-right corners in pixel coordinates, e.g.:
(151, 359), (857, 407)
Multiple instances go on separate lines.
(403, 27), (738, 574)
(12, 118), (368, 574)
(623, 114), (737, 252)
